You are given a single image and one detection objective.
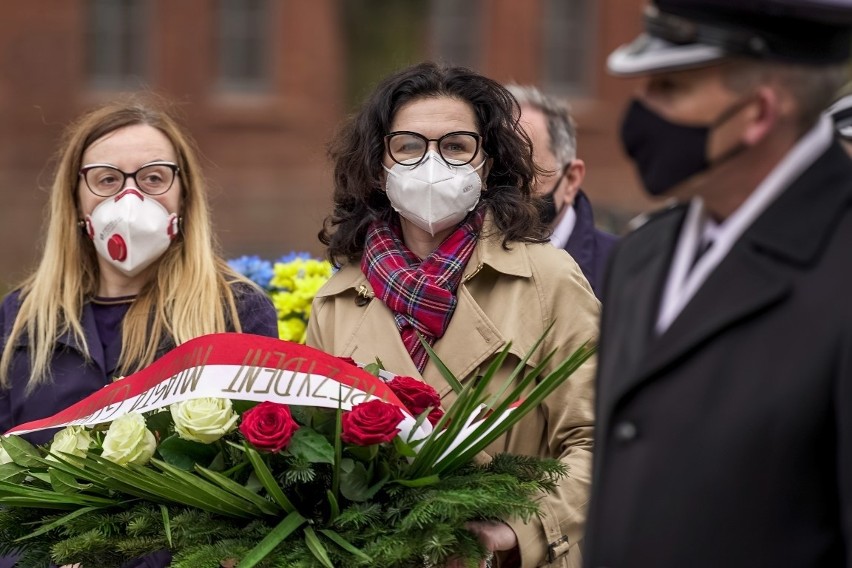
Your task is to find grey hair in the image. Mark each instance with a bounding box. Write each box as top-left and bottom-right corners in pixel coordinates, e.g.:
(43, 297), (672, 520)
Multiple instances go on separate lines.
(721, 59), (851, 134)
(506, 84), (577, 165)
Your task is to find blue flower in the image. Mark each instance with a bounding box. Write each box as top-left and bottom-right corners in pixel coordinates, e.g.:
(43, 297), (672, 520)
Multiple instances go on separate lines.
(228, 255), (274, 289)
(276, 251), (313, 264)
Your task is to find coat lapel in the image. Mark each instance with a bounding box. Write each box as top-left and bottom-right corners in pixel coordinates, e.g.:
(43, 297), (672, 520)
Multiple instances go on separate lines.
(600, 207), (684, 405)
(610, 141), (852, 402)
(342, 297), (423, 379)
(423, 285), (507, 398)
(637, 246), (790, 382)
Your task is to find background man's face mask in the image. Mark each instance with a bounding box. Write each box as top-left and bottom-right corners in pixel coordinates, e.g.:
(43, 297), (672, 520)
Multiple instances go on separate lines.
(384, 151), (484, 236)
(539, 163), (571, 225)
(84, 189), (179, 277)
(620, 96), (753, 196)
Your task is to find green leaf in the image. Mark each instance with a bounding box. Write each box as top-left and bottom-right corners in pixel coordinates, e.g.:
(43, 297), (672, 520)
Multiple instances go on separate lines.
(286, 427), (335, 465)
(157, 435), (219, 470)
(194, 465), (280, 516)
(160, 504), (173, 548)
(144, 410), (174, 439)
(244, 445), (296, 513)
(332, 402), (343, 499)
(0, 463), (26, 483)
(326, 489), (339, 521)
(0, 435), (44, 467)
(49, 467), (92, 494)
(346, 444), (378, 462)
(393, 474), (441, 488)
(304, 526), (334, 568)
(14, 506), (102, 541)
(420, 333), (463, 393)
(319, 528), (373, 562)
(232, 400), (261, 414)
(392, 435), (417, 458)
(362, 360), (383, 376)
(339, 461), (388, 502)
(150, 458), (263, 516)
(238, 510), (306, 568)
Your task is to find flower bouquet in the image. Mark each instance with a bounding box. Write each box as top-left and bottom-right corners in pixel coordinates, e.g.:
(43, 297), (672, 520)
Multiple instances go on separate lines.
(227, 253), (334, 342)
(0, 332), (594, 567)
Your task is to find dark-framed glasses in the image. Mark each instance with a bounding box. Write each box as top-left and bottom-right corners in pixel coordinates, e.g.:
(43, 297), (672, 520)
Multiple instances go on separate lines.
(385, 131), (482, 167)
(79, 161), (180, 197)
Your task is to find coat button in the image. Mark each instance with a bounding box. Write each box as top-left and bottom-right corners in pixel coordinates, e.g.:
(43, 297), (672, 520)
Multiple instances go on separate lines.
(614, 421), (638, 442)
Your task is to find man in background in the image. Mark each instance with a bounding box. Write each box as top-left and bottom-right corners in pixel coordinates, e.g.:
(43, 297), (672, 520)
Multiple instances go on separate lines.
(507, 85), (617, 299)
(584, 0), (852, 566)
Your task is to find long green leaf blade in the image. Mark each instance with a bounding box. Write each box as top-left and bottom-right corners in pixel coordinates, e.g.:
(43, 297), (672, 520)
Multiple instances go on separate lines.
(238, 510), (305, 568)
(304, 526), (334, 568)
(244, 445), (295, 513)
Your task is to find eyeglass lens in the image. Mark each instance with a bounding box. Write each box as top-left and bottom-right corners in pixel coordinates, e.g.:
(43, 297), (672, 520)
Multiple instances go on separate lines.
(84, 163), (177, 196)
(387, 132), (480, 166)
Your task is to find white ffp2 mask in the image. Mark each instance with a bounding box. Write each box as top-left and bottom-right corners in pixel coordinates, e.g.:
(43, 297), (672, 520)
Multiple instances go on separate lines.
(384, 151), (484, 236)
(84, 189), (178, 277)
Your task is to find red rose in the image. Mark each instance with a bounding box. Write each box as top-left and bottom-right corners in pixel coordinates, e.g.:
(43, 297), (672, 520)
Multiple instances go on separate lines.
(337, 357), (358, 367)
(341, 399), (404, 446)
(239, 402), (299, 453)
(387, 375), (444, 426)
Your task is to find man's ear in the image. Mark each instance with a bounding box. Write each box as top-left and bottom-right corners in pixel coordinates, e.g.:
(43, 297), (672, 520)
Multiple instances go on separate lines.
(563, 159), (586, 206)
(742, 86), (781, 146)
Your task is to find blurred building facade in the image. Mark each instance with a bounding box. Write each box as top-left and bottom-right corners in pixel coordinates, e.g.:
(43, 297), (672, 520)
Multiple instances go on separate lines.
(0, 0), (650, 291)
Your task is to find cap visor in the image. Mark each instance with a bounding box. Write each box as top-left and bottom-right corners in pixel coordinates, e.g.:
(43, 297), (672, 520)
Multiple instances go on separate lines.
(607, 34), (727, 77)
(827, 94), (852, 139)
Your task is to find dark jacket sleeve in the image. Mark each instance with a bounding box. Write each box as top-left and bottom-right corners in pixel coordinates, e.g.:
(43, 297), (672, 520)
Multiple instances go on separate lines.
(0, 292), (19, 435)
(231, 281), (278, 339)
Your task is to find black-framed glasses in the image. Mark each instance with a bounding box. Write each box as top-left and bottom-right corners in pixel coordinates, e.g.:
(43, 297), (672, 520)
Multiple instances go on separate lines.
(385, 131), (482, 167)
(79, 161), (180, 197)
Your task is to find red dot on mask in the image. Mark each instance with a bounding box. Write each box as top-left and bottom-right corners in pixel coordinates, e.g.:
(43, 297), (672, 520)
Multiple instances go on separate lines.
(107, 234), (127, 261)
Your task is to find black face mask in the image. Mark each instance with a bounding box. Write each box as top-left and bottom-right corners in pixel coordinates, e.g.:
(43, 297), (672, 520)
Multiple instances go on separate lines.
(620, 97), (752, 196)
(539, 163), (570, 225)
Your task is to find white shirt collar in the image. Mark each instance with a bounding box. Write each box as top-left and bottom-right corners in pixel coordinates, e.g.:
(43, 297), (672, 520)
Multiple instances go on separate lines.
(656, 114), (834, 334)
(549, 205), (577, 249)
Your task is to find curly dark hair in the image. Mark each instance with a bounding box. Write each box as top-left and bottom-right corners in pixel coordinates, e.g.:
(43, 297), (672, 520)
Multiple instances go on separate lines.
(320, 61), (548, 266)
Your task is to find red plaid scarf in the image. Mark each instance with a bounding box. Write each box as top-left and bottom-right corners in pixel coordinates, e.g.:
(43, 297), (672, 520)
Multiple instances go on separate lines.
(361, 209), (485, 372)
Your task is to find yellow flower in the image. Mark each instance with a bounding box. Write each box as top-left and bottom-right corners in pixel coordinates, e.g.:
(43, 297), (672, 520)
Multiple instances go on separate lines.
(271, 291), (304, 319)
(101, 414), (156, 466)
(48, 426), (94, 461)
(278, 318), (307, 342)
(171, 398), (239, 444)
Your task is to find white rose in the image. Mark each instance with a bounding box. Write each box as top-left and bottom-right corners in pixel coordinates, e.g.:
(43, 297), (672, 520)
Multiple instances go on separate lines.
(48, 426), (94, 461)
(0, 437), (13, 465)
(101, 413), (156, 466)
(170, 398), (239, 444)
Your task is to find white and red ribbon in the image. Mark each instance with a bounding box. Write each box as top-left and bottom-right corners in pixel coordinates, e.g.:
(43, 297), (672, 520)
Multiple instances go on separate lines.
(5, 333), (432, 441)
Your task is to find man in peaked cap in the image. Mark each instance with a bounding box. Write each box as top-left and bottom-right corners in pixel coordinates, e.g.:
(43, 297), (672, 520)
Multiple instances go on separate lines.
(584, 1), (852, 567)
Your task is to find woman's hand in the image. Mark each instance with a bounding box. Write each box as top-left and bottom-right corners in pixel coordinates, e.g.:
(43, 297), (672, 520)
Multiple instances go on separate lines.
(444, 520), (519, 567)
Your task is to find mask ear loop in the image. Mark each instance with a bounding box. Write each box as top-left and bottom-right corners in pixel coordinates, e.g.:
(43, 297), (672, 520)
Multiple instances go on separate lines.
(708, 95), (757, 167)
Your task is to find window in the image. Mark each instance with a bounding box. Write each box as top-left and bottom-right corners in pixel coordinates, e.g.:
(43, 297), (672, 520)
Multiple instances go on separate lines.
(217, 0), (269, 91)
(541, 0), (594, 95)
(429, 0), (483, 70)
(86, 0), (147, 89)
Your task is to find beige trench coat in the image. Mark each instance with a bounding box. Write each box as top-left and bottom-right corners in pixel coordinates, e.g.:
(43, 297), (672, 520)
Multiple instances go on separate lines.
(307, 222), (599, 568)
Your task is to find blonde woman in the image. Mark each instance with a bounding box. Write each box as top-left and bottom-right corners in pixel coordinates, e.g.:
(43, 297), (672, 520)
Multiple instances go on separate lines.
(0, 98), (277, 446)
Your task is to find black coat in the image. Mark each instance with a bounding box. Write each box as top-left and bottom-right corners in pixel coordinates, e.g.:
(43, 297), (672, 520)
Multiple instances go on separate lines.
(584, 141), (852, 568)
(564, 190), (618, 300)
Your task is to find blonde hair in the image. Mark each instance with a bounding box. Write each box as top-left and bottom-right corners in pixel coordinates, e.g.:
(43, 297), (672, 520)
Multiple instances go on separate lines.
(1, 96), (250, 390)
